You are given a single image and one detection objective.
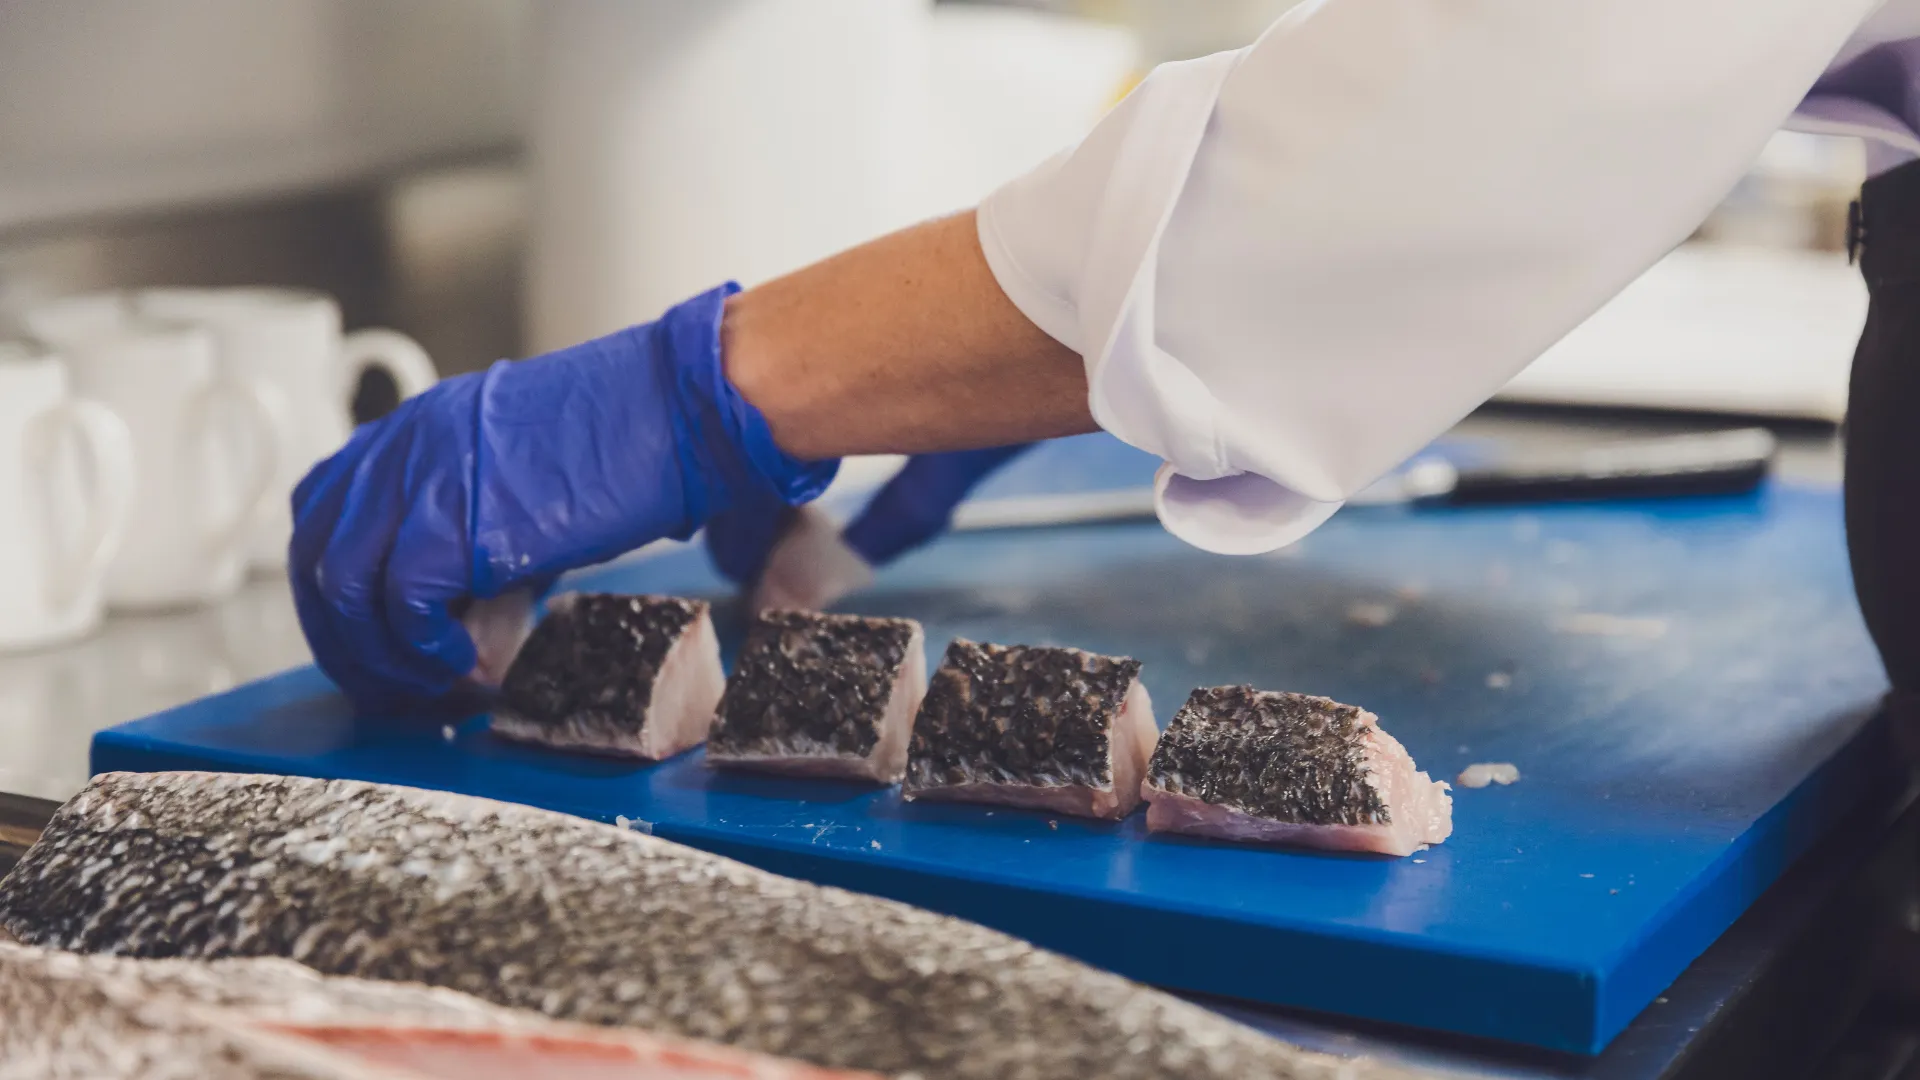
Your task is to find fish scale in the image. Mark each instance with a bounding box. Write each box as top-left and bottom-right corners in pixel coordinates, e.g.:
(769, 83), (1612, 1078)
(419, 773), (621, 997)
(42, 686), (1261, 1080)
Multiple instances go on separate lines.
(713, 612), (911, 759)
(0, 771), (1400, 1080)
(498, 594), (700, 736)
(1150, 689), (1388, 827)
(909, 641), (1137, 790)
(0, 940), (880, 1078)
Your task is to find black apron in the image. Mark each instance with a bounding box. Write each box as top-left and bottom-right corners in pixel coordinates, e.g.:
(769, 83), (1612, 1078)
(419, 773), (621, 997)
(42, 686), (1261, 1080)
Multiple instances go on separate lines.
(1847, 158), (1920, 750)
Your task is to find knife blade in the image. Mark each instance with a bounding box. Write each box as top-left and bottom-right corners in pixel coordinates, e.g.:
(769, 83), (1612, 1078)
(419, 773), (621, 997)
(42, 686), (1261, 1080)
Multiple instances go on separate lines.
(946, 427), (1778, 533)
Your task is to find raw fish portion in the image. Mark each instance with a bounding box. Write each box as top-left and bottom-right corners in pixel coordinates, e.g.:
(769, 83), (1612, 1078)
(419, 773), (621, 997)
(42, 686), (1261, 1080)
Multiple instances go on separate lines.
(0, 771), (1397, 1080)
(0, 940), (874, 1079)
(493, 593), (722, 760)
(708, 610), (926, 783)
(1142, 688), (1452, 857)
(460, 590), (536, 688)
(904, 640), (1157, 820)
(751, 505), (875, 615)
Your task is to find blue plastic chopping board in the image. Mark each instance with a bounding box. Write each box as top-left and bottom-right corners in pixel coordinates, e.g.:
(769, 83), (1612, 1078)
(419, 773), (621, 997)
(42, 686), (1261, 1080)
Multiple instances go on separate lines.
(91, 434), (1892, 1055)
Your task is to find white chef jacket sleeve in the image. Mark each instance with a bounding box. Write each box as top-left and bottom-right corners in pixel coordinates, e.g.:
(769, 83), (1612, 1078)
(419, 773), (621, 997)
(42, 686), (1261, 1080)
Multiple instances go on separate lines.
(977, 0), (1880, 555)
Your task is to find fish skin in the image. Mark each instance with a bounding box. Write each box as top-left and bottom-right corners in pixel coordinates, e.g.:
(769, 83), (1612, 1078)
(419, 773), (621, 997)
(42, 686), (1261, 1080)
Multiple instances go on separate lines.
(1142, 689), (1452, 857)
(0, 772), (1407, 1080)
(904, 640), (1156, 818)
(708, 610), (927, 783)
(1146, 689), (1389, 827)
(0, 940), (508, 1080)
(0, 940), (877, 1079)
(493, 593), (722, 760)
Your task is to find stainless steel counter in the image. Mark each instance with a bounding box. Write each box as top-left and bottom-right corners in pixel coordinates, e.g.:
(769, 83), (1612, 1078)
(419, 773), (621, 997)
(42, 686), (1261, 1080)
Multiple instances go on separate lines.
(0, 574), (310, 802)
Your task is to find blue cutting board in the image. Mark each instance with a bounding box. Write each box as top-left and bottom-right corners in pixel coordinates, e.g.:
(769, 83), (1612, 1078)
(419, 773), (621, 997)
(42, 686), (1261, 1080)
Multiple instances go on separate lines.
(90, 434), (1892, 1055)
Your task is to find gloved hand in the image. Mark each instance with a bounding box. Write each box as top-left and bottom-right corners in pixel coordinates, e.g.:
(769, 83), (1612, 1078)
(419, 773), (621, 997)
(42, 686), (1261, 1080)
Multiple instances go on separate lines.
(706, 443), (1034, 610)
(289, 283), (836, 714)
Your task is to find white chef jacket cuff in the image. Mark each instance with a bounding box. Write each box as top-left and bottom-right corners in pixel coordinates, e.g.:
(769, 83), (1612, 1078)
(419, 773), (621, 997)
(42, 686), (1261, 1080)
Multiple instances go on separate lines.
(1152, 464), (1343, 556)
(976, 190), (1086, 356)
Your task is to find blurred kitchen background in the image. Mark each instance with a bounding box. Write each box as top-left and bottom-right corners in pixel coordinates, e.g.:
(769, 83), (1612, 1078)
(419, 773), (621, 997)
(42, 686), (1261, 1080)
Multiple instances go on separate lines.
(0, 0), (1875, 801)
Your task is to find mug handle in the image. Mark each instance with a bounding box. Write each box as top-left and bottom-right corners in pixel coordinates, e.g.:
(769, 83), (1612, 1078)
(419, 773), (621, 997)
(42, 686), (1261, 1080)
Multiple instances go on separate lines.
(29, 400), (137, 613)
(185, 376), (283, 559)
(339, 328), (438, 405)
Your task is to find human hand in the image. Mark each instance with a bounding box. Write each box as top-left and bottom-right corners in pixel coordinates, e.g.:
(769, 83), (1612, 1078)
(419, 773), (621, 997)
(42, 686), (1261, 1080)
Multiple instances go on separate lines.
(289, 284), (836, 713)
(705, 444), (1034, 612)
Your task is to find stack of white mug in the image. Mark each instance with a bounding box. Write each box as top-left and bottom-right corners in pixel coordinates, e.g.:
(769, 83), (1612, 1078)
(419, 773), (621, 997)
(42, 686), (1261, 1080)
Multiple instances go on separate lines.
(0, 288), (436, 653)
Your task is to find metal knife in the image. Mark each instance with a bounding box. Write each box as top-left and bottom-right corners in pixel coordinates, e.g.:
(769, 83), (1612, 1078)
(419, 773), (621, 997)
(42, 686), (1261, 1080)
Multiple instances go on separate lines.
(947, 427), (1778, 533)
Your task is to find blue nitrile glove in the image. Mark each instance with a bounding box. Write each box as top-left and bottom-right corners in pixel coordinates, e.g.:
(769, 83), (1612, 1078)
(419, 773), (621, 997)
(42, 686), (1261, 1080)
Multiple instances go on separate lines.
(289, 283), (836, 714)
(706, 443), (1034, 589)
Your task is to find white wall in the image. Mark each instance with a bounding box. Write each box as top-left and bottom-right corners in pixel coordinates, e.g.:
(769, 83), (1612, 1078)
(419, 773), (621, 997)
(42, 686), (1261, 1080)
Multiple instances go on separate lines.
(0, 0), (527, 230)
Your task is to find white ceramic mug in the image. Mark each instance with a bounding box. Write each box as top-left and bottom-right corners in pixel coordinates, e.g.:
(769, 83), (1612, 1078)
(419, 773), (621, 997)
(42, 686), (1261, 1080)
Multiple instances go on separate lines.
(0, 343), (137, 651)
(24, 298), (280, 611)
(136, 288), (438, 571)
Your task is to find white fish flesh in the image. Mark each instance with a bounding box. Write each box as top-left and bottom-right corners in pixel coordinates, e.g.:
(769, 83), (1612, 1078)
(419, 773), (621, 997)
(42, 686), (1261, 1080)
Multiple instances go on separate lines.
(459, 590), (536, 688)
(750, 504), (875, 615)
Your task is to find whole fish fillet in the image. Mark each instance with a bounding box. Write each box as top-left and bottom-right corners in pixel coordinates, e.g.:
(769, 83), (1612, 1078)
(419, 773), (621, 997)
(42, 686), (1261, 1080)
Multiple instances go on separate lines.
(0, 772), (1404, 1080)
(707, 610), (927, 783)
(905, 640), (1157, 820)
(493, 593), (722, 760)
(1142, 688), (1452, 857)
(0, 940), (871, 1079)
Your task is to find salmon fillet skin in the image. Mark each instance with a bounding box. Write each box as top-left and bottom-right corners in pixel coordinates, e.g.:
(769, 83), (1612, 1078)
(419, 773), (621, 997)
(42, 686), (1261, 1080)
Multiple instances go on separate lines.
(707, 610), (927, 783)
(904, 640), (1157, 820)
(493, 593), (722, 761)
(0, 771), (1414, 1080)
(0, 940), (874, 1079)
(1142, 688), (1453, 857)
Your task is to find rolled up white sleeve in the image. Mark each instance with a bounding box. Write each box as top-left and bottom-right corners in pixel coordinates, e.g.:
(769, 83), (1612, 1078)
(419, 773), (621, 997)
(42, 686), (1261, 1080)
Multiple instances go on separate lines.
(978, 0), (1879, 555)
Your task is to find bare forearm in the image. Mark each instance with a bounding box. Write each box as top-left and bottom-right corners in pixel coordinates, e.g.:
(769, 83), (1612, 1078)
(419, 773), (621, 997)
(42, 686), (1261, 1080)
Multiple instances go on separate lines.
(721, 210), (1095, 460)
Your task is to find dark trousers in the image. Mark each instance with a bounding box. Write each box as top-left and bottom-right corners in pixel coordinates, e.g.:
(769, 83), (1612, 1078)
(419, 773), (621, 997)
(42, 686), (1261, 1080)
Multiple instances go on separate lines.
(1848, 158), (1920, 744)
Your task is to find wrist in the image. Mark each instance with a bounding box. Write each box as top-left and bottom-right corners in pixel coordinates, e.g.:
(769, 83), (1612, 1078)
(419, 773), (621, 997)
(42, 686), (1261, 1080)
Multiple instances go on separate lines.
(719, 285), (815, 458)
(671, 284), (837, 526)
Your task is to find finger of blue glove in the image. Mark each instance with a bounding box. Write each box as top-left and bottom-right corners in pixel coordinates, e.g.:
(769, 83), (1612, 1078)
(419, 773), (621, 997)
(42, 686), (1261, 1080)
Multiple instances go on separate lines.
(299, 412), (470, 705)
(842, 444), (1037, 567)
(382, 493), (480, 680)
(290, 432), (390, 706)
(291, 572), (441, 715)
(702, 480), (796, 587)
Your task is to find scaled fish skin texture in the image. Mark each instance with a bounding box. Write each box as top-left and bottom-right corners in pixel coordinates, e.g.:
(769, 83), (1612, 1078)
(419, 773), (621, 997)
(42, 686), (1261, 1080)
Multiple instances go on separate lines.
(0, 940), (873, 1079)
(1142, 688), (1453, 857)
(0, 772), (1407, 1080)
(707, 609), (927, 783)
(493, 592), (723, 760)
(904, 640), (1157, 820)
